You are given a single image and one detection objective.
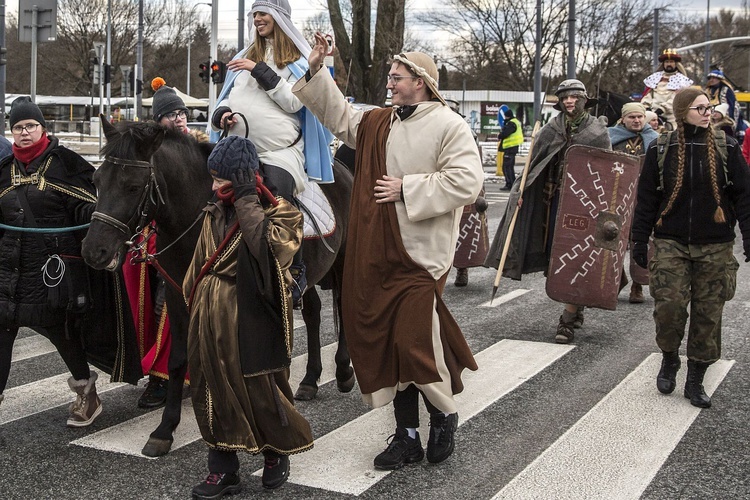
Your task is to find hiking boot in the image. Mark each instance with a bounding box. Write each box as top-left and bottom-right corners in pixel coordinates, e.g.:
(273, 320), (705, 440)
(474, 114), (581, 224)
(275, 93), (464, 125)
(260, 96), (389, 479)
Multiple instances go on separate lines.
(290, 263), (307, 310)
(427, 412), (458, 464)
(67, 371), (102, 427)
(454, 268), (469, 287)
(262, 453), (290, 489)
(573, 307), (585, 329)
(684, 360), (712, 408)
(373, 428), (424, 470)
(138, 375), (168, 409)
(191, 472), (242, 499)
(656, 351), (681, 394)
(629, 283), (645, 304)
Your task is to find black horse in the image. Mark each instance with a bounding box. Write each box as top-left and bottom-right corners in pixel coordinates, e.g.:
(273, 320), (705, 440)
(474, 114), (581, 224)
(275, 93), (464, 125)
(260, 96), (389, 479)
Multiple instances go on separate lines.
(592, 89), (633, 126)
(81, 119), (354, 456)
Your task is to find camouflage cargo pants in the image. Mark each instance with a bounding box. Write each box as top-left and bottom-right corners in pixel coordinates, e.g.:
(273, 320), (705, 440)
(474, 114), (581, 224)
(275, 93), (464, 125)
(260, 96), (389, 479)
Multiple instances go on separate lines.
(649, 238), (739, 363)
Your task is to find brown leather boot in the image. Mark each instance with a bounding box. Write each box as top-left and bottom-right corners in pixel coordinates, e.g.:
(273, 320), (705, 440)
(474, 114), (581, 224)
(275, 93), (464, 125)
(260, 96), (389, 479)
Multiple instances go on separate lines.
(67, 371), (102, 427)
(629, 283), (645, 303)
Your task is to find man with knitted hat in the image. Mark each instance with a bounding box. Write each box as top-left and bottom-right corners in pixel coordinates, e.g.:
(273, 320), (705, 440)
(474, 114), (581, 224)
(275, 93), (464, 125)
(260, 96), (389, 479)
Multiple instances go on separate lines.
(293, 33), (483, 470)
(641, 49), (694, 131)
(608, 102), (659, 303)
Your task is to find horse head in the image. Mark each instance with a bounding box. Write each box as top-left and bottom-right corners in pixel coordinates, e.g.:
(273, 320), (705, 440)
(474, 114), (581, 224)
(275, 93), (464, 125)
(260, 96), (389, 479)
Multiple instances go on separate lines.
(81, 117), (168, 271)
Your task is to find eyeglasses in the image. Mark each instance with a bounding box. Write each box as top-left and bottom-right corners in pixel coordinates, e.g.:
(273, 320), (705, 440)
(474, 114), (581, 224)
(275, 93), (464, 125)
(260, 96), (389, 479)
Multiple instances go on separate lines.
(164, 110), (188, 121)
(11, 123), (41, 134)
(386, 74), (418, 83)
(689, 105), (714, 116)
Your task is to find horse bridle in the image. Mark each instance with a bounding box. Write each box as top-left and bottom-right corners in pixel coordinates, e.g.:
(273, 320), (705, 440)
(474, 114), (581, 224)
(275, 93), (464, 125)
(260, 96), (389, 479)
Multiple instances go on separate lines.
(91, 155), (165, 238)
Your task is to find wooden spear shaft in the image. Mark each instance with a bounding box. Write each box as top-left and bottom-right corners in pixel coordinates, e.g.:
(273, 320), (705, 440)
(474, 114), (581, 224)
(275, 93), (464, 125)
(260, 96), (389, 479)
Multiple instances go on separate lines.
(491, 121), (541, 302)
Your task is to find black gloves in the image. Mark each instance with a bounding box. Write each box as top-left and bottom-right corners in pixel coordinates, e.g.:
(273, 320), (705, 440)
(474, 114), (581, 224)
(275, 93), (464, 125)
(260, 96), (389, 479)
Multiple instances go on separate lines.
(251, 62), (281, 91)
(231, 169), (257, 200)
(744, 238), (750, 263)
(632, 241), (649, 269)
(654, 108), (663, 116)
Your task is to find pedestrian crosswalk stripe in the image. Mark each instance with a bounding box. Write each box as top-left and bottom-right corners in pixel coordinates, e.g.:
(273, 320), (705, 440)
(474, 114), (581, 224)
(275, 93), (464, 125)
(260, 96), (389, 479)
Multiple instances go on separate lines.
(11, 334), (55, 363)
(250, 339), (574, 495)
(479, 289), (531, 308)
(492, 354), (734, 500)
(69, 342), (344, 458)
(0, 369), (126, 426)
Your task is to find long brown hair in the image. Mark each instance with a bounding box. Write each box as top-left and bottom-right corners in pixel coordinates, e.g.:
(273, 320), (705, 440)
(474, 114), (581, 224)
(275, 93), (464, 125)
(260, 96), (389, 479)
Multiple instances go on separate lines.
(245, 20), (301, 68)
(656, 88), (726, 226)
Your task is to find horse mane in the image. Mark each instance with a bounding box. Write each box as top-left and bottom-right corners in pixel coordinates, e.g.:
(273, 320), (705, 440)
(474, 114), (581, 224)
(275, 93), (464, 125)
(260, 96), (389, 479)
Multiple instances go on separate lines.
(101, 121), (199, 160)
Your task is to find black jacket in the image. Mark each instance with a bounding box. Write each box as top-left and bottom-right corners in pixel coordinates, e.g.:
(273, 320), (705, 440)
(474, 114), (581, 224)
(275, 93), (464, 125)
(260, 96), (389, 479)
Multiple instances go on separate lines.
(632, 125), (750, 247)
(0, 138), (96, 327)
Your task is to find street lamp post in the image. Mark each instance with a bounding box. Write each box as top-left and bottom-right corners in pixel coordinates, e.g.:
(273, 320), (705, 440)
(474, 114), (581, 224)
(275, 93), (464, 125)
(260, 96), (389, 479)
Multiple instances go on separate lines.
(187, 2), (211, 96)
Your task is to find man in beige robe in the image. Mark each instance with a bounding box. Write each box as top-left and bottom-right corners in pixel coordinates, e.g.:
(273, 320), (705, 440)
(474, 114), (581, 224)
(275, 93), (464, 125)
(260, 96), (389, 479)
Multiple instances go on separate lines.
(293, 34), (483, 470)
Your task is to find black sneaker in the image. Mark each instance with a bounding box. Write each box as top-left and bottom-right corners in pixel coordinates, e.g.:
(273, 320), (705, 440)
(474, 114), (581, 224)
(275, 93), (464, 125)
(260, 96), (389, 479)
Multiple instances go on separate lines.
(138, 376), (168, 409)
(373, 428), (424, 470)
(191, 472), (241, 500)
(262, 454), (290, 489)
(427, 412), (458, 464)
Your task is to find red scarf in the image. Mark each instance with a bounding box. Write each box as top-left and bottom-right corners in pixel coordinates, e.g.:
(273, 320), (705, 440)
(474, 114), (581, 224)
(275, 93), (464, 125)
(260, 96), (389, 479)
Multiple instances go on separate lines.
(13, 135), (51, 166)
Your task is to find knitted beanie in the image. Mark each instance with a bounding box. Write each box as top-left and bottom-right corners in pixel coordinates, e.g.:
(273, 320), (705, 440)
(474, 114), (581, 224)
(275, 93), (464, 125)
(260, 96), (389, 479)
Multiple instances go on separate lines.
(620, 102), (646, 118)
(207, 135), (260, 180)
(152, 86), (187, 121)
(10, 96), (46, 128)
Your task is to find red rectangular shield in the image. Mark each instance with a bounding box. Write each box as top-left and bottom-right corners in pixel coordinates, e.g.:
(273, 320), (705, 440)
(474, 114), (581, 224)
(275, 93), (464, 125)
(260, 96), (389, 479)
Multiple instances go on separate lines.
(546, 145), (641, 310)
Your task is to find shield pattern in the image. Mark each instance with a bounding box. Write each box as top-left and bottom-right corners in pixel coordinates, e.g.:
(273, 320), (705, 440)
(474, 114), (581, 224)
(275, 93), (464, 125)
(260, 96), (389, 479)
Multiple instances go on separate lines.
(546, 146), (641, 310)
(453, 189), (490, 268)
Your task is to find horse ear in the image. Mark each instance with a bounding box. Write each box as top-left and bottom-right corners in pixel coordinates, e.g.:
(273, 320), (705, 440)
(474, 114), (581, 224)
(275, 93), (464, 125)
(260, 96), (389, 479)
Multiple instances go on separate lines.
(101, 114), (118, 141)
(142, 128), (166, 158)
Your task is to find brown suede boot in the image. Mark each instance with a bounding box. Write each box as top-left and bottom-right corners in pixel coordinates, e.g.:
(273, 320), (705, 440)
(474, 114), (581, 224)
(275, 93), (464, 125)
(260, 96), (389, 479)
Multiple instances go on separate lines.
(629, 283), (645, 303)
(454, 268), (469, 287)
(67, 371), (102, 427)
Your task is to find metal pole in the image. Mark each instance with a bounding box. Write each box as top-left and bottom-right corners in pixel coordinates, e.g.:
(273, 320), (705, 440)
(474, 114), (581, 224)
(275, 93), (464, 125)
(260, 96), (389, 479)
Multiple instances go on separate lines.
(136, 0), (143, 120)
(95, 42), (104, 152)
(0, 0), (6, 134)
(653, 8), (660, 69)
(187, 23), (192, 95)
(567, 0), (576, 78)
(704, 0), (710, 77)
(534, 0), (542, 123)
(238, 0), (245, 50)
(30, 5), (37, 102)
(209, 1), (218, 115)
(106, 0), (112, 119)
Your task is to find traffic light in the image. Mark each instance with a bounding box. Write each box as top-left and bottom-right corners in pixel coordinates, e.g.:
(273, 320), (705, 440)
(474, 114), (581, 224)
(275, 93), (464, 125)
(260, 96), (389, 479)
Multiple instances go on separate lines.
(90, 54), (100, 84)
(210, 60), (227, 84)
(198, 61), (210, 84)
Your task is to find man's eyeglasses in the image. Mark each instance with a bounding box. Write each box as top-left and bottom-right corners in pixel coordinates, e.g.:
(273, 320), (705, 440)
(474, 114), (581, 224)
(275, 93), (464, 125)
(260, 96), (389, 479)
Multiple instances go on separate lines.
(689, 105), (715, 116)
(164, 110), (188, 121)
(11, 123), (41, 134)
(386, 74), (418, 83)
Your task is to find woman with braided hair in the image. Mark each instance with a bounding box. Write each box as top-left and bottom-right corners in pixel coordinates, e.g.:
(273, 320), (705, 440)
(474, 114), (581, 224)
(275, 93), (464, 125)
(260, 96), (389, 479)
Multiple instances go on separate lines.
(632, 87), (750, 409)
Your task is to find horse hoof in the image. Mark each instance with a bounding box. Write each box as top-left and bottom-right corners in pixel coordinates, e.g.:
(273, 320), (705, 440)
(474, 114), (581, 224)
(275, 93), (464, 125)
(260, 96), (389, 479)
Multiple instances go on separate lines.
(337, 370), (356, 393)
(142, 437), (174, 457)
(294, 384), (318, 401)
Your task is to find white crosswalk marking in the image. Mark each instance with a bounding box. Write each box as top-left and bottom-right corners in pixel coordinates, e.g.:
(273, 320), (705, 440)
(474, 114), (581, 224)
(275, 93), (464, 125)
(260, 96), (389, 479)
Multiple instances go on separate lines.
(493, 354), (734, 500)
(69, 342), (344, 458)
(11, 334), (55, 362)
(252, 339), (574, 495)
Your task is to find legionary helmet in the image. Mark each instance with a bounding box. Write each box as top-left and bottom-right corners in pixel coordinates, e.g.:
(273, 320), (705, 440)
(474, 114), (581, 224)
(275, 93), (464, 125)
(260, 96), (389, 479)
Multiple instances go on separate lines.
(553, 79), (597, 110)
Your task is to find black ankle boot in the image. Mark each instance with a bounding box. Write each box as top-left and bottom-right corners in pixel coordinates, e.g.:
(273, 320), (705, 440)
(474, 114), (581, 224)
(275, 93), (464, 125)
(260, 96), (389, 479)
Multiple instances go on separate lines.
(684, 360), (711, 408)
(656, 351), (681, 394)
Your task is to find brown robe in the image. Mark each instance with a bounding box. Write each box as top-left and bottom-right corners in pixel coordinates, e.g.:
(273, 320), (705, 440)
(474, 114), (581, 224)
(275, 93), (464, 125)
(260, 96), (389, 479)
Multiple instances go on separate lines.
(183, 195), (312, 455)
(343, 108), (478, 413)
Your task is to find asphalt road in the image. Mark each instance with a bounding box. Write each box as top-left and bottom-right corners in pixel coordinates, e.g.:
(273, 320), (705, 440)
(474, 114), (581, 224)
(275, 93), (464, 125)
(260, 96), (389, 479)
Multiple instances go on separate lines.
(2, 170), (749, 499)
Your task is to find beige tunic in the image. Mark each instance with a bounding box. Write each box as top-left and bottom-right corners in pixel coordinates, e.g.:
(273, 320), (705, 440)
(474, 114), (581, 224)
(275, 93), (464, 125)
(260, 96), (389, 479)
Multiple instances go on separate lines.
(293, 71), (483, 412)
